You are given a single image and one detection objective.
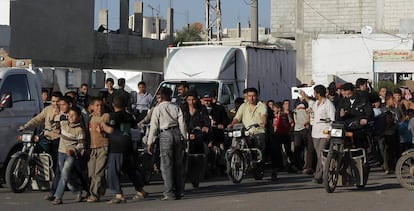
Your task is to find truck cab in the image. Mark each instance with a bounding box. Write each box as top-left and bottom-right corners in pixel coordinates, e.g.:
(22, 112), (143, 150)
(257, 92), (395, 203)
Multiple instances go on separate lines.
(155, 44), (296, 108)
(156, 45), (247, 108)
(0, 68), (43, 181)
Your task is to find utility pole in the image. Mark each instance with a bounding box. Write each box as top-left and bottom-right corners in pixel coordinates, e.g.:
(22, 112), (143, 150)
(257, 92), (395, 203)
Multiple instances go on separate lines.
(205, 0), (222, 42)
(251, 0), (258, 43)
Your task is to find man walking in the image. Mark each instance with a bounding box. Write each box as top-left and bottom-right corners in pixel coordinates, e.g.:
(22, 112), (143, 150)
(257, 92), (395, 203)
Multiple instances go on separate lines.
(147, 87), (187, 200)
(300, 85), (335, 184)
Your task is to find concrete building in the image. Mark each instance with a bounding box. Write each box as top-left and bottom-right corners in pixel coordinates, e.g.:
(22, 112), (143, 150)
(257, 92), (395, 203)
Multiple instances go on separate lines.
(8, 0), (171, 71)
(271, 0), (414, 85)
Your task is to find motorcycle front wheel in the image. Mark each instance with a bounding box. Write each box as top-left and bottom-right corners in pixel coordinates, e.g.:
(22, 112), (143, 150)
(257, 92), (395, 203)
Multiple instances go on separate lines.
(395, 152), (414, 190)
(227, 150), (245, 184)
(5, 156), (31, 193)
(323, 151), (340, 193)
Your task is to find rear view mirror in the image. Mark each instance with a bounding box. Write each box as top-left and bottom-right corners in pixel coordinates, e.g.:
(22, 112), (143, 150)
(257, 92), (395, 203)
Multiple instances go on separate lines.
(0, 92), (13, 110)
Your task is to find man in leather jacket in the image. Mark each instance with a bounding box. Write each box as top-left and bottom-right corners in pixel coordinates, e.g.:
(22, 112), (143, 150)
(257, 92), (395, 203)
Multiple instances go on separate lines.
(336, 83), (374, 148)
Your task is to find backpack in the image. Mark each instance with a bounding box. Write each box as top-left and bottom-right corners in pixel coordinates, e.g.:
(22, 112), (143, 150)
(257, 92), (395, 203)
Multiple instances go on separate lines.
(275, 113), (291, 135)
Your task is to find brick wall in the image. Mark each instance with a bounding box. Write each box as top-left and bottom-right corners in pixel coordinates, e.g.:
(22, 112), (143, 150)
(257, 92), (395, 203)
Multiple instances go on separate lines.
(271, 0), (414, 36)
(383, 0), (414, 33)
(271, 0), (414, 84)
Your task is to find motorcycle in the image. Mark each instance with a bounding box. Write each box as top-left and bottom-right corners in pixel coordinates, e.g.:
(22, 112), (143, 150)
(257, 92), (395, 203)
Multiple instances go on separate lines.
(137, 124), (160, 185)
(185, 127), (207, 188)
(321, 119), (370, 193)
(225, 123), (263, 184)
(5, 130), (54, 193)
(395, 149), (414, 190)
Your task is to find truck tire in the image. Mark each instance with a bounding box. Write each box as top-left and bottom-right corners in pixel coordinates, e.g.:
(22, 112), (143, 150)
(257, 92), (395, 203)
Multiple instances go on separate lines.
(323, 151), (339, 193)
(5, 156), (30, 193)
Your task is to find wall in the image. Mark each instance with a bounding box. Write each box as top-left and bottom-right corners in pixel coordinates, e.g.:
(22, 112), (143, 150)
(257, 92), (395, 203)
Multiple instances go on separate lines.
(271, 0), (296, 38)
(312, 34), (413, 86)
(383, 0), (414, 33)
(95, 32), (167, 71)
(9, 0), (95, 67)
(271, 0), (414, 84)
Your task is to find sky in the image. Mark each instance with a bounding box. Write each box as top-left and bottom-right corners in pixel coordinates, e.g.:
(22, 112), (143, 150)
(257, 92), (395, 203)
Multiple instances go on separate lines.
(95, 0), (271, 31)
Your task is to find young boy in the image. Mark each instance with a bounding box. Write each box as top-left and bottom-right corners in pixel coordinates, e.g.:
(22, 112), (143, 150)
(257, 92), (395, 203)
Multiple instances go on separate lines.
(107, 96), (148, 204)
(52, 107), (85, 205)
(87, 97), (112, 202)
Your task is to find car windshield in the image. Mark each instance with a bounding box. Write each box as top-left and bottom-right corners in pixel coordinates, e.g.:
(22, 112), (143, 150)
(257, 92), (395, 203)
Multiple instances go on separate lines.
(153, 81), (219, 106)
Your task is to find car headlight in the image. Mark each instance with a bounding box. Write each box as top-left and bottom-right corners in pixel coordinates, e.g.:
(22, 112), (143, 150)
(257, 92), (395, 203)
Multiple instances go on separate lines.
(21, 134), (33, 142)
(330, 129), (343, 137)
(232, 130), (242, 138)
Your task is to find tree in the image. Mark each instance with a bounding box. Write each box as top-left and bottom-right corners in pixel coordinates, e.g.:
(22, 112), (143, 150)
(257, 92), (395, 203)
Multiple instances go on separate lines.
(173, 22), (203, 46)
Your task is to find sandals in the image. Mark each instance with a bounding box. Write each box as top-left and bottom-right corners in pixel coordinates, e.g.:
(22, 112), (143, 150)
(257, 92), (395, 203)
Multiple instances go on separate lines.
(107, 197), (126, 204)
(86, 196), (100, 203)
(132, 190), (148, 201)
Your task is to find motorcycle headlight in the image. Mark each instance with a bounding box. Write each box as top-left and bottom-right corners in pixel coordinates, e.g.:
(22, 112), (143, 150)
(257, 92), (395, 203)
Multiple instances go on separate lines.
(21, 134), (33, 142)
(232, 130), (242, 138)
(330, 129), (343, 138)
(228, 132), (233, 138)
(244, 131), (250, 136)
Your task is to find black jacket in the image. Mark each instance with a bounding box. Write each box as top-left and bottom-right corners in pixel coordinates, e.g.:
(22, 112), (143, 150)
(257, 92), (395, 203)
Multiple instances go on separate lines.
(181, 104), (211, 132)
(208, 103), (230, 127)
(108, 110), (135, 153)
(336, 92), (374, 124)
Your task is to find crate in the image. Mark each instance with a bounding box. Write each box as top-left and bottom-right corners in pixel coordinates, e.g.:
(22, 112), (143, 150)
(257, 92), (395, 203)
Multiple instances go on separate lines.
(321, 148), (366, 186)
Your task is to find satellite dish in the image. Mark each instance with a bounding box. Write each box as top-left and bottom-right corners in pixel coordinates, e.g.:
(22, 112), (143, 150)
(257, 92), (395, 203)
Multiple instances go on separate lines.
(361, 26), (373, 37)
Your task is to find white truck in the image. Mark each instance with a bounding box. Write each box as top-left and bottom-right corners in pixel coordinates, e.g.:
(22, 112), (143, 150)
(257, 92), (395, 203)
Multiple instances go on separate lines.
(103, 69), (163, 101)
(157, 45), (296, 106)
(0, 67), (44, 183)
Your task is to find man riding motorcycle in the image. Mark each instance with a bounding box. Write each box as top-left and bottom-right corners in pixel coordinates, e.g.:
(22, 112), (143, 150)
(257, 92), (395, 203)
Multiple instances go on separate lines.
(228, 87), (267, 177)
(336, 83), (374, 148)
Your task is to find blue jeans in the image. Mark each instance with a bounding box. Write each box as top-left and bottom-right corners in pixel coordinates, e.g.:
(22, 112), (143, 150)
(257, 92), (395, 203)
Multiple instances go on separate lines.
(54, 152), (80, 199)
(107, 153), (124, 195)
(159, 128), (184, 198)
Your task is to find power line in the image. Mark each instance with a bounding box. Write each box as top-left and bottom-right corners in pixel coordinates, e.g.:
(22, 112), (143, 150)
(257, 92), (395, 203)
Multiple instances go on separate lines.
(302, 0), (346, 32)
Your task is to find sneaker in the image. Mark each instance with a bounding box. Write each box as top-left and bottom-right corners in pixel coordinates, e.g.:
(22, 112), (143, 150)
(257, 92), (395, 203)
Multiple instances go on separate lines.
(51, 198), (62, 205)
(44, 194), (55, 201)
(160, 196), (174, 201)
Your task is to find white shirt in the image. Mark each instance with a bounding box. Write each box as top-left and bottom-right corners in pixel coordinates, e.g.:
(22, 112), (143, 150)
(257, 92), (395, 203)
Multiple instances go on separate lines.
(309, 98), (336, 139)
(134, 92), (153, 112)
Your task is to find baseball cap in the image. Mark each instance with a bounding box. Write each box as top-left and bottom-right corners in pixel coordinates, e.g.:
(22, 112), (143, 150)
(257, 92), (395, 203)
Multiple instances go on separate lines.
(202, 94), (212, 101)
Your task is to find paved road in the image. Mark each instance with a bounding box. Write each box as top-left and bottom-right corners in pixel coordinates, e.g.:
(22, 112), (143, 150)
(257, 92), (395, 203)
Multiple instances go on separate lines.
(0, 168), (412, 211)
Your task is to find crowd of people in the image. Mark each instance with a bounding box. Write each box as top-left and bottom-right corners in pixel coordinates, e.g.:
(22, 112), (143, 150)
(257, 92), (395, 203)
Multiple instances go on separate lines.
(21, 78), (150, 205)
(263, 78), (414, 184)
(19, 76), (414, 204)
